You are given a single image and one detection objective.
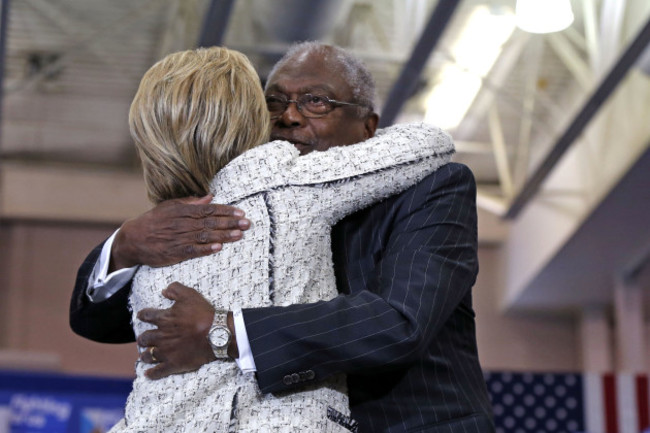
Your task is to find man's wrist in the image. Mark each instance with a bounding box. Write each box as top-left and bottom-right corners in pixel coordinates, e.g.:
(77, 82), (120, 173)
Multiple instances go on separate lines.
(109, 222), (137, 272)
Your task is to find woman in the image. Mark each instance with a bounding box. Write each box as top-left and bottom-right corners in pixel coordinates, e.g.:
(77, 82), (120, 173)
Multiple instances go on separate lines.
(111, 46), (454, 432)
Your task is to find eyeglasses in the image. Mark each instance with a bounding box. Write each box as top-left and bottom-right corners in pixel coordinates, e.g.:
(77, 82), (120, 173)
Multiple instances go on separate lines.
(266, 94), (365, 119)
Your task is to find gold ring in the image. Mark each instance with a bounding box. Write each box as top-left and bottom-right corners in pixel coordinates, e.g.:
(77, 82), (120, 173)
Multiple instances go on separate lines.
(149, 346), (158, 363)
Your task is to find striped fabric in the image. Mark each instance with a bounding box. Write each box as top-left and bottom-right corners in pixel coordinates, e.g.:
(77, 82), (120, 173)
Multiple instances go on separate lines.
(244, 163), (494, 432)
(584, 373), (649, 433)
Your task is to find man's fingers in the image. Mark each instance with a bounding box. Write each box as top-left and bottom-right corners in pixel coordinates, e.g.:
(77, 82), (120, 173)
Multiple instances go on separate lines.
(180, 203), (245, 219)
(137, 308), (166, 325)
(185, 216), (249, 240)
(193, 194), (214, 205)
(162, 282), (185, 301)
(197, 215), (250, 238)
(163, 282), (206, 300)
(203, 203), (246, 218)
(136, 328), (163, 348)
(197, 227), (245, 244)
(174, 194), (214, 205)
(144, 364), (172, 380)
(198, 215), (250, 232)
(139, 345), (161, 364)
(158, 200), (244, 223)
(168, 216), (249, 243)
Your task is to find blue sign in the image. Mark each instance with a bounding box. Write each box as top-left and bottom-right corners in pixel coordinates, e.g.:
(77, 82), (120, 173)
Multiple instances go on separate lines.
(9, 394), (72, 433)
(0, 371), (131, 433)
(79, 408), (123, 433)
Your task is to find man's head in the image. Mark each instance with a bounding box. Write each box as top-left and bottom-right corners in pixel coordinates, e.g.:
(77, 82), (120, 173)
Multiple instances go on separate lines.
(265, 42), (379, 154)
(130, 47), (270, 203)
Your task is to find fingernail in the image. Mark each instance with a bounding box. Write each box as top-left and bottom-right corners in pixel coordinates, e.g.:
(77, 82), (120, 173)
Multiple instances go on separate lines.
(238, 219), (250, 229)
(211, 243), (222, 252)
(233, 209), (245, 217)
(230, 230), (242, 238)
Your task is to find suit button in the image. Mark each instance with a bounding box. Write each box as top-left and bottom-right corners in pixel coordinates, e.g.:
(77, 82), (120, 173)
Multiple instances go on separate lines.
(291, 373), (300, 384)
(283, 375), (293, 385)
(306, 370), (315, 380)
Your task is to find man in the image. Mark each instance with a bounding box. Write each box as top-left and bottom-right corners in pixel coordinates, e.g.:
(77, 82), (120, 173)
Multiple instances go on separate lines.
(70, 42), (494, 432)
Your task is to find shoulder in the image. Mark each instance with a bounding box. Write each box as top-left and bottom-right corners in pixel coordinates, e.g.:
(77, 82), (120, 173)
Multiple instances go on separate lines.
(227, 140), (297, 168)
(413, 162), (476, 193)
(210, 141), (298, 202)
(218, 140), (297, 172)
(384, 162), (477, 220)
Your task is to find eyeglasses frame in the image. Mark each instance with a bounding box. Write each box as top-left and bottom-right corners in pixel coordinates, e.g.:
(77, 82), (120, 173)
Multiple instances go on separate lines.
(266, 93), (367, 119)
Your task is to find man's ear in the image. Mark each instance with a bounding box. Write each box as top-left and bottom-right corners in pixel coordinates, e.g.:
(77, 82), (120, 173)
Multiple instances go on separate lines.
(364, 112), (379, 139)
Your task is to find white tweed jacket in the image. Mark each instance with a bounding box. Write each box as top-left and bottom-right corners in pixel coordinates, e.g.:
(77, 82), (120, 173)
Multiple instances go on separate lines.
(111, 123), (454, 433)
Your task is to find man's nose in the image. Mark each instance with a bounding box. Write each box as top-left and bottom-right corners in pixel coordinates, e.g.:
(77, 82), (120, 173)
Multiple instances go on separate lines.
(276, 100), (305, 127)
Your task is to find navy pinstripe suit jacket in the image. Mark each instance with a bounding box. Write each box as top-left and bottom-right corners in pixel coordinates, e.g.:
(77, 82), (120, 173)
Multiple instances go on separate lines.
(70, 163), (494, 433)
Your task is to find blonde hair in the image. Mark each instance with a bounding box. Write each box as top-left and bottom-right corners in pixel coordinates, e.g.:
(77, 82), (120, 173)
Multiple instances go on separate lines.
(130, 47), (270, 203)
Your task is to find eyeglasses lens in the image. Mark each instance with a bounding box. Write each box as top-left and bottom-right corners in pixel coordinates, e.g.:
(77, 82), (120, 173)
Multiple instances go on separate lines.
(266, 94), (333, 118)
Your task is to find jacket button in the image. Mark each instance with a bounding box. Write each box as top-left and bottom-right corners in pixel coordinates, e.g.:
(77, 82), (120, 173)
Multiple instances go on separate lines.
(283, 375), (293, 385)
(291, 373), (300, 384)
(306, 370), (315, 380)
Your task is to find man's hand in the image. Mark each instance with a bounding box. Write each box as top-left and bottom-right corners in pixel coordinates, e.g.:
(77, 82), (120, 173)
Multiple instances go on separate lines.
(137, 283), (216, 380)
(110, 195), (250, 272)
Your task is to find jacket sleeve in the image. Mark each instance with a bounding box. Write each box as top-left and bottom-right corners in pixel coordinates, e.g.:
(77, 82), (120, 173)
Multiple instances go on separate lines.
(69, 241), (136, 343)
(243, 163), (479, 393)
(281, 123), (454, 223)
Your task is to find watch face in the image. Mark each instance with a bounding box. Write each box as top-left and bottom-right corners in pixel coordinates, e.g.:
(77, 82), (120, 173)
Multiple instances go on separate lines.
(211, 327), (230, 348)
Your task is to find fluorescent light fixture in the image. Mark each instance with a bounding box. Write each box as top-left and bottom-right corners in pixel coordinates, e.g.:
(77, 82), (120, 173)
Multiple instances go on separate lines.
(515, 0), (574, 34)
(425, 6), (515, 130)
(424, 67), (482, 130)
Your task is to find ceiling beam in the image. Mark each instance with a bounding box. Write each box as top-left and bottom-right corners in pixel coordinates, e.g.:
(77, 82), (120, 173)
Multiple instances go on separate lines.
(546, 32), (593, 90)
(455, 30), (530, 140)
(8, 0), (161, 95)
(378, 0), (461, 127)
(505, 16), (650, 219)
(197, 0), (235, 47)
(514, 35), (543, 188)
(488, 105), (514, 199)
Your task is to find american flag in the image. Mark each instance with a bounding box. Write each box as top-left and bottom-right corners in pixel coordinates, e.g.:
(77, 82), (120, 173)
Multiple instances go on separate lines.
(485, 372), (650, 433)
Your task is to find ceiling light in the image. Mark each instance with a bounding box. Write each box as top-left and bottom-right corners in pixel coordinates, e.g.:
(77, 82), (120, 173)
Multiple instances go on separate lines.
(425, 6), (515, 130)
(515, 0), (574, 34)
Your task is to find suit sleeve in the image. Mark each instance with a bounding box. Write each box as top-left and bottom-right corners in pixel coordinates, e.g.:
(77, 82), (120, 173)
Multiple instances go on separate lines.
(69, 241), (136, 343)
(243, 163), (479, 393)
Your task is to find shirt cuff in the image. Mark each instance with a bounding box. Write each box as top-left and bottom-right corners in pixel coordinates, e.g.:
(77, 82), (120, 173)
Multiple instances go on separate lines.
(233, 308), (257, 372)
(87, 229), (138, 303)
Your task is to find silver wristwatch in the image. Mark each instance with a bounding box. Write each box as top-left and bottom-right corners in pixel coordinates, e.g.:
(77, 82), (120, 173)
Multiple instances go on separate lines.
(208, 310), (232, 359)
